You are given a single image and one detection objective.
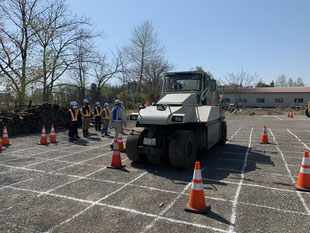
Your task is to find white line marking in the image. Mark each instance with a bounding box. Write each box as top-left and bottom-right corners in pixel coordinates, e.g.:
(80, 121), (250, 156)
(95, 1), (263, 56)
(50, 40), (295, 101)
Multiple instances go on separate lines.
(141, 182), (192, 233)
(273, 116), (283, 120)
(287, 129), (310, 150)
(270, 129), (310, 215)
(228, 127), (253, 233)
(227, 128), (242, 141)
(46, 172), (147, 233)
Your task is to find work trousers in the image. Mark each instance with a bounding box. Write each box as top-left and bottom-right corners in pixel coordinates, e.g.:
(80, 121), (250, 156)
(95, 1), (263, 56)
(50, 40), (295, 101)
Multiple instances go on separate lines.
(112, 121), (122, 141)
(95, 116), (101, 131)
(68, 121), (78, 138)
(83, 117), (91, 130)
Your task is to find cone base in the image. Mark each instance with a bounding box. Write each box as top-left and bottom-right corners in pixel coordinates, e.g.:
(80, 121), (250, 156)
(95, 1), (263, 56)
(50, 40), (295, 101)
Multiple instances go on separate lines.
(0, 148), (5, 151)
(38, 143), (49, 145)
(184, 205), (211, 214)
(107, 165), (126, 169)
(295, 184), (310, 192)
(260, 142), (270, 144)
(50, 141), (58, 144)
(3, 143), (11, 146)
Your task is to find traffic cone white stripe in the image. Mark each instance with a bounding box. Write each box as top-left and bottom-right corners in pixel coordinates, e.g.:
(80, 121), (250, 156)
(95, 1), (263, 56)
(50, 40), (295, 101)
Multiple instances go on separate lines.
(300, 167), (310, 174)
(193, 170), (202, 180)
(302, 158), (310, 166)
(192, 182), (203, 191)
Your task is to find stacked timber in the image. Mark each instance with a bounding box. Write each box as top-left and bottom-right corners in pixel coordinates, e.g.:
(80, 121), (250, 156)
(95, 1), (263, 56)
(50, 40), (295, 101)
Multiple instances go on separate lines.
(0, 103), (67, 136)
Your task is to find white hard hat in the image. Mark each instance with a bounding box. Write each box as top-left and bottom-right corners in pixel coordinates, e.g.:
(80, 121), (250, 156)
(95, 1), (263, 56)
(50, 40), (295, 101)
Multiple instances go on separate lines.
(114, 99), (120, 105)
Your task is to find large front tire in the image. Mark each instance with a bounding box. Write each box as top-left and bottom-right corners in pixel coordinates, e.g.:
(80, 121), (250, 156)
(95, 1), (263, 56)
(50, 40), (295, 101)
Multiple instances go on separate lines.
(126, 134), (143, 162)
(219, 121), (227, 146)
(169, 130), (197, 170)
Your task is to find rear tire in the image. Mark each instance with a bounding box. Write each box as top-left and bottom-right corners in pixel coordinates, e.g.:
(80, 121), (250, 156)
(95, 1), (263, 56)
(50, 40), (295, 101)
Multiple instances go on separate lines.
(305, 107), (310, 117)
(169, 130), (197, 170)
(126, 134), (143, 162)
(219, 121), (227, 145)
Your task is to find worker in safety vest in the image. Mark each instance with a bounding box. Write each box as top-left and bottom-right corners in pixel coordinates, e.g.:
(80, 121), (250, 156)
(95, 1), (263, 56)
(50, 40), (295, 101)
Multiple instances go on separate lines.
(68, 101), (80, 142)
(94, 101), (102, 131)
(81, 99), (92, 137)
(101, 103), (110, 137)
(110, 99), (126, 143)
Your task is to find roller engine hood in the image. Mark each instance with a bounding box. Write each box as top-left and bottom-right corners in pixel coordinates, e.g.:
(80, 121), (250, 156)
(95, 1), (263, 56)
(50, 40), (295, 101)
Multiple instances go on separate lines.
(157, 93), (196, 105)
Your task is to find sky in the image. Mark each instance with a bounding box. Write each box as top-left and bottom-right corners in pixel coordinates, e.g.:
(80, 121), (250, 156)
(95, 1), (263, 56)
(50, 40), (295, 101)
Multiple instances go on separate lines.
(67, 0), (310, 85)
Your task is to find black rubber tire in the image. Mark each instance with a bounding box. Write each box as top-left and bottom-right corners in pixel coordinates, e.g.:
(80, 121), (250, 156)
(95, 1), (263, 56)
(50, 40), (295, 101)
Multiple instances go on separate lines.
(219, 121), (227, 146)
(126, 134), (143, 162)
(169, 130), (197, 170)
(305, 108), (310, 117)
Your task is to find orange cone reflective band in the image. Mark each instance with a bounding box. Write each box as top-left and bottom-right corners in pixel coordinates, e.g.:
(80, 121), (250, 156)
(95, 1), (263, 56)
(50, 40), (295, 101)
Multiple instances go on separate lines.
(118, 130), (124, 151)
(50, 125), (57, 143)
(108, 139), (125, 169)
(260, 126), (269, 144)
(185, 161), (211, 214)
(0, 137), (5, 151)
(2, 126), (10, 146)
(39, 126), (48, 145)
(296, 151), (310, 191)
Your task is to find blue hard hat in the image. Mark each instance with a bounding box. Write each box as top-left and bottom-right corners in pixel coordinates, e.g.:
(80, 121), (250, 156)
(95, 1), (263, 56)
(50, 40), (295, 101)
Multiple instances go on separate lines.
(73, 101), (78, 106)
(104, 103), (109, 107)
(96, 101), (100, 105)
(69, 101), (74, 106)
(83, 99), (89, 103)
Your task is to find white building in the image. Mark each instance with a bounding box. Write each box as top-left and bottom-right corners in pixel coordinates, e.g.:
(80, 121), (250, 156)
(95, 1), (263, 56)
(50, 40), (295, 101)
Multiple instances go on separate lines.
(220, 87), (310, 108)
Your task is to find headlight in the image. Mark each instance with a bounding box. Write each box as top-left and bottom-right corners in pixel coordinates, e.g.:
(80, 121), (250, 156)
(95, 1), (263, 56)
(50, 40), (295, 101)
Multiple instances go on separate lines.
(130, 114), (139, 121)
(172, 116), (183, 122)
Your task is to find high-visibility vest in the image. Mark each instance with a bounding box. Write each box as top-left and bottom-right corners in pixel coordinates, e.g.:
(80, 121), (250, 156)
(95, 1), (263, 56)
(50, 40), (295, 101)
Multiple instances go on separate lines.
(83, 105), (91, 117)
(94, 107), (102, 116)
(112, 107), (122, 122)
(102, 108), (109, 120)
(69, 109), (78, 121)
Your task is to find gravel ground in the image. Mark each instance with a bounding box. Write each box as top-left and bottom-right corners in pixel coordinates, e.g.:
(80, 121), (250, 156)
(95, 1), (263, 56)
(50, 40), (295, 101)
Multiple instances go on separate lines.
(0, 115), (309, 232)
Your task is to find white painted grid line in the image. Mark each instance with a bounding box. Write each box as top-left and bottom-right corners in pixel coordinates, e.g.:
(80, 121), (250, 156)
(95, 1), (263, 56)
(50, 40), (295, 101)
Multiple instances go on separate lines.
(287, 129), (310, 151)
(228, 127), (253, 233)
(227, 127), (242, 141)
(270, 129), (310, 215)
(45, 172), (147, 233)
(141, 182), (192, 233)
(273, 116), (283, 120)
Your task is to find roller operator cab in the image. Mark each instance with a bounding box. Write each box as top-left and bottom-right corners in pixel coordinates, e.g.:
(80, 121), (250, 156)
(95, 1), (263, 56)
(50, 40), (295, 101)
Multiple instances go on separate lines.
(127, 71), (227, 170)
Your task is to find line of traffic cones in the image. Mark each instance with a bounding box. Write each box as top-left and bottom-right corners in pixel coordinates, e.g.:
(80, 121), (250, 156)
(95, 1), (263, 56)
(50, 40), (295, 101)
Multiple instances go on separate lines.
(287, 112), (294, 118)
(108, 139), (126, 169)
(38, 125), (57, 145)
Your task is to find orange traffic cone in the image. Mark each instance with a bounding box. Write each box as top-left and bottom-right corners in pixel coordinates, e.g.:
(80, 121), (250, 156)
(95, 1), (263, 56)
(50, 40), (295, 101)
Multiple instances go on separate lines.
(2, 126), (10, 146)
(260, 125), (269, 144)
(287, 112), (290, 117)
(49, 125), (57, 143)
(290, 112), (294, 118)
(185, 161), (211, 214)
(294, 111), (296, 115)
(118, 130), (125, 151)
(0, 137), (5, 151)
(296, 151), (310, 191)
(38, 126), (49, 145)
(108, 139), (125, 169)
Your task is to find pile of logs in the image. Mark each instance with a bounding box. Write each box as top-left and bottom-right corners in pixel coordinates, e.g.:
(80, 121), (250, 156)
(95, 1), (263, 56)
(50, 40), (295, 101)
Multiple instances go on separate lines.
(0, 103), (67, 136)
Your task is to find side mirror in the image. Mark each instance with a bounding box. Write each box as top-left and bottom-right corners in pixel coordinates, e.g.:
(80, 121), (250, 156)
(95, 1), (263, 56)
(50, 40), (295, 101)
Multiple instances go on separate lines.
(138, 103), (146, 109)
(207, 80), (216, 91)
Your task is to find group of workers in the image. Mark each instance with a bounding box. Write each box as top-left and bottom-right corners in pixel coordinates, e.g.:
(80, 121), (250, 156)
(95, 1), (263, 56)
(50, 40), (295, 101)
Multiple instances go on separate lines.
(67, 99), (126, 143)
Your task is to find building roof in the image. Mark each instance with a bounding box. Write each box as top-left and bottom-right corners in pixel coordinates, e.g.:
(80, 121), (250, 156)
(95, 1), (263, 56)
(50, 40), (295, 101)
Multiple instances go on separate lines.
(219, 87), (310, 94)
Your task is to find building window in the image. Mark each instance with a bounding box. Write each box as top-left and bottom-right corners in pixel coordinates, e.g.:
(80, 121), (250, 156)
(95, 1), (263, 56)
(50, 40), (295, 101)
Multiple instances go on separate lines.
(224, 98), (230, 103)
(294, 98), (303, 103)
(256, 98), (265, 103)
(239, 98), (247, 103)
(275, 98), (284, 103)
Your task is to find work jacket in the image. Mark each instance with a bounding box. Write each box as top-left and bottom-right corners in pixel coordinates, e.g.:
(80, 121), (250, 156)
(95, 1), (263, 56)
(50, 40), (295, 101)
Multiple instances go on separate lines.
(101, 108), (110, 120)
(68, 109), (78, 122)
(94, 106), (102, 117)
(82, 105), (91, 117)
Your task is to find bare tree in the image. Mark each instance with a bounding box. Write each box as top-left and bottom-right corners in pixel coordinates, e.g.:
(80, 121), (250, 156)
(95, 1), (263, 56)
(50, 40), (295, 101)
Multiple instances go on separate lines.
(68, 34), (97, 103)
(93, 53), (120, 100)
(222, 66), (259, 107)
(143, 56), (173, 102)
(123, 20), (164, 101)
(0, 0), (41, 106)
(32, 0), (94, 102)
